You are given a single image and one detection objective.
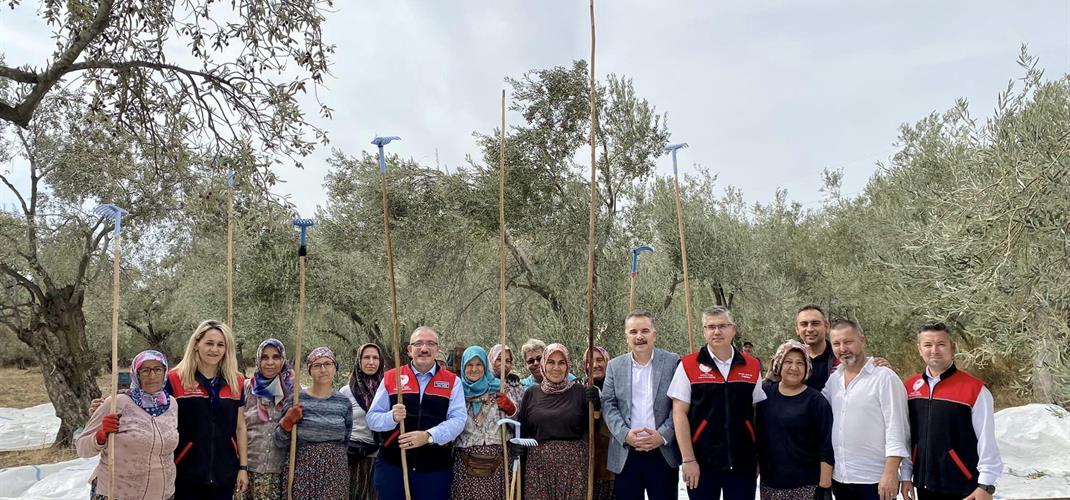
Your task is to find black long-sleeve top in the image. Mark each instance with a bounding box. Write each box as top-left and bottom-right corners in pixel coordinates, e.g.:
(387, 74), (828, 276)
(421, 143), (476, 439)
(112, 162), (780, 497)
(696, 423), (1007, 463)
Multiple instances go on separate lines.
(755, 381), (835, 489)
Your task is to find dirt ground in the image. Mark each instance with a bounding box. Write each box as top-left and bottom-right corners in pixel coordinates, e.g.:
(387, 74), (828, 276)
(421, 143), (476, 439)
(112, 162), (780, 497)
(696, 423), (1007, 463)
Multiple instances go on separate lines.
(0, 367), (111, 468)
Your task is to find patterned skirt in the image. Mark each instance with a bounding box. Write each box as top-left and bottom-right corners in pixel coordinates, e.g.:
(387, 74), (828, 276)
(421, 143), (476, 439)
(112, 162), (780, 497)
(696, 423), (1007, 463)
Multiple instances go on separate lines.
(451, 444), (509, 500)
(244, 471), (283, 500)
(524, 440), (588, 500)
(349, 455), (377, 500)
(283, 441), (349, 500)
(759, 484), (817, 500)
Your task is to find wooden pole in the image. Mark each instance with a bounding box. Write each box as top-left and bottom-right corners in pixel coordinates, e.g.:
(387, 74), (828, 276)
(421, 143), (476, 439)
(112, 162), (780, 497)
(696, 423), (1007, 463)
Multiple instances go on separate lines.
(584, 2), (598, 500)
(628, 272), (637, 311)
(381, 172), (413, 500)
(497, 89), (514, 500)
(226, 173), (234, 331)
(286, 252), (306, 500)
(671, 173), (695, 352)
(107, 235), (121, 500)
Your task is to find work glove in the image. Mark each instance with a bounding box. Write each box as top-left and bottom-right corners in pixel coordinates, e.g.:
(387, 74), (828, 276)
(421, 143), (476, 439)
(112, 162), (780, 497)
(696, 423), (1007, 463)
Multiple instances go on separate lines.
(95, 414), (121, 445)
(280, 404), (304, 432)
(585, 386), (601, 411)
(496, 393), (516, 415)
(507, 442), (528, 458)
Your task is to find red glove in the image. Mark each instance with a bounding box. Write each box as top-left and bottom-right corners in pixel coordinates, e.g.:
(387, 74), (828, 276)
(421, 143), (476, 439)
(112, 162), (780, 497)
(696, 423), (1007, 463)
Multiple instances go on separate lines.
(496, 393), (516, 415)
(95, 414), (120, 445)
(280, 404), (303, 432)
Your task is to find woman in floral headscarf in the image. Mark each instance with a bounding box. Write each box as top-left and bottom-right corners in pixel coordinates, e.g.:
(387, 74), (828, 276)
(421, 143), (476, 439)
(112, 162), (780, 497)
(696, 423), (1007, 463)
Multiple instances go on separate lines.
(77, 350), (179, 500)
(583, 346), (615, 500)
(517, 343), (601, 500)
(274, 346), (353, 500)
(339, 343), (385, 500)
(242, 338), (295, 500)
(451, 345), (518, 500)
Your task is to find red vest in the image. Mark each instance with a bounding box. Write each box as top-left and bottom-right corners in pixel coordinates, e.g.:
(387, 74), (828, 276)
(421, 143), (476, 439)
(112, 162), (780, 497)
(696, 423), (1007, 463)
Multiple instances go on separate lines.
(680, 348), (761, 474)
(904, 364), (986, 496)
(377, 364), (458, 472)
(166, 370), (245, 488)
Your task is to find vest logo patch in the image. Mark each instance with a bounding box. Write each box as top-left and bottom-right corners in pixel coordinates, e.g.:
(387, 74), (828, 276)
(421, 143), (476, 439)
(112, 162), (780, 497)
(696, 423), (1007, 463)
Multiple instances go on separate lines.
(738, 372), (754, 380)
(913, 379), (925, 392)
(699, 364), (712, 373)
(400, 374), (411, 388)
(433, 381), (450, 389)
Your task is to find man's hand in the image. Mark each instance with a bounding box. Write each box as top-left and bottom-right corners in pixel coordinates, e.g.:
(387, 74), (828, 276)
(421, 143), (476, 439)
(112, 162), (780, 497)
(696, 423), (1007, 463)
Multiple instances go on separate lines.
(964, 487), (993, 500)
(878, 470), (899, 500)
(632, 428), (662, 451)
(398, 430), (430, 450)
(872, 357), (893, 370)
(899, 480), (915, 500)
(624, 428), (644, 448)
(682, 460), (700, 490)
(391, 403), (407, 423)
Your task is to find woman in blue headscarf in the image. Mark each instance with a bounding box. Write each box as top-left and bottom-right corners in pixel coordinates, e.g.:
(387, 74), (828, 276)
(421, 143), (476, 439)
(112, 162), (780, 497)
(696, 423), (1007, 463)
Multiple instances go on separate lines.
(451, 345), (519, 500)
(242, 338), (295, 500)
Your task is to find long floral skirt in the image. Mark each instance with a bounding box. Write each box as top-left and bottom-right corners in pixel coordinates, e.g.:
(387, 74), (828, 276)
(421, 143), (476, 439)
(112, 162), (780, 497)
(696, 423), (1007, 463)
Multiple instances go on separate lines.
(348, 455), (377, 500)
(759, 484), (817, 500)
(451, 444), (508, 500)
(524, 440), (588, 500)
(245, 471), (283, 500)
(282, 441), (349, 500)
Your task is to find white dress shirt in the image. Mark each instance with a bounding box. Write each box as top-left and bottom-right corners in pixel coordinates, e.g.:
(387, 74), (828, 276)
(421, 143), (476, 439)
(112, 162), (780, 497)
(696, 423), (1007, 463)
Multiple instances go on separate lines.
(667, 346), (766, 405)
(629, 352), (657, 432)
(822, 357), (910, 484)
(899, 368), (1004, 486)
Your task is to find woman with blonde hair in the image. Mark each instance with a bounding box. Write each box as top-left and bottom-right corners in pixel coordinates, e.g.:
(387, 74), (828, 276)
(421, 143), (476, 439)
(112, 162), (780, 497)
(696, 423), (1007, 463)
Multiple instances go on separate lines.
(166, 319), (249, 499)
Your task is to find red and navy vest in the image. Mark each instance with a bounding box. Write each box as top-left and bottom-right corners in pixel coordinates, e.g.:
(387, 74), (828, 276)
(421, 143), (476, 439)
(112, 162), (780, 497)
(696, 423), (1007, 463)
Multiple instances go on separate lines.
(904, 364), (986, 496)
(376, 364), (458, 472)
(166, 370), (245, 489)
(680, 348), (762, 474)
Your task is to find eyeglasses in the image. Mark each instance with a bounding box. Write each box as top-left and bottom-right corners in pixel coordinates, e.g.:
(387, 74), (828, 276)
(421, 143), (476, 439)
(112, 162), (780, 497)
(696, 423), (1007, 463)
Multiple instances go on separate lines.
(309, 362), (335, 371)
(137, 367), (166, 376)
(410, 341), (439, 348)
(525, 355), (542, 365)
(704, 323), (734, 332)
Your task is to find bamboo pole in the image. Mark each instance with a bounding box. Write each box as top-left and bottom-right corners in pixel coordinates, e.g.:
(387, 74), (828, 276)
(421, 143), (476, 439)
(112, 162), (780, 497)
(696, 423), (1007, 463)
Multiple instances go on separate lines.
(497, 89), (513, 500)
(584, 2), (598, 500)
(381, 167), (412, 500)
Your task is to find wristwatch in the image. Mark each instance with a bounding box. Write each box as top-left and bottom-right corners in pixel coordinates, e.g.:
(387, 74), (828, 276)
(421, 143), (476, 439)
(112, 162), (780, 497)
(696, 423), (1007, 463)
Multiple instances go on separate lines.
(979, 484), (995, 494)
(426, 431), (435, 445)
(238, 465), (248, 471)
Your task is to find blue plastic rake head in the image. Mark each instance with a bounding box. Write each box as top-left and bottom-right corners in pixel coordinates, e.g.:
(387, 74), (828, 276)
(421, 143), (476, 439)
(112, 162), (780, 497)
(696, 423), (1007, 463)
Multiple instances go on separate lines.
(371, 135), (401, 173)
(93, 204), (129, 237)
(664, 143), (689, 176)
(293, 218), (314, 247)
(631, 245), (654, 275)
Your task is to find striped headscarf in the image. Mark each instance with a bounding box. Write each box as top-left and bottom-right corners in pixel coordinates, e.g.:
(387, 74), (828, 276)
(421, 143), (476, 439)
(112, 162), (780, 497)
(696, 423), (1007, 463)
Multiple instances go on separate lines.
(252, 338), (295, 422)
(129, 350), (170, 417)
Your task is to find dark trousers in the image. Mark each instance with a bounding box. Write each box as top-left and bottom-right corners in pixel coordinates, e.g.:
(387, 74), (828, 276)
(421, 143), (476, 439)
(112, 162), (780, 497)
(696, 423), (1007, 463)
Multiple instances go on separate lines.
(831, 481), (879, 500)
(614, 450), (679, 500)
(686, 468), (755, 500)
(373, 459), (451, 500)
(918, 488), (968, 500)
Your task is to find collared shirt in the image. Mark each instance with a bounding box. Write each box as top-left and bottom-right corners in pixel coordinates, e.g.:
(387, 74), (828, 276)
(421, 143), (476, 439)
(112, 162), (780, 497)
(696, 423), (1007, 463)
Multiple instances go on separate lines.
(899, 367), (1004, 486)
(629, 352), (656, 432)
(666, 346), (767, 404)
(822, 357), (910, 484)
(366, 363), (467, 445)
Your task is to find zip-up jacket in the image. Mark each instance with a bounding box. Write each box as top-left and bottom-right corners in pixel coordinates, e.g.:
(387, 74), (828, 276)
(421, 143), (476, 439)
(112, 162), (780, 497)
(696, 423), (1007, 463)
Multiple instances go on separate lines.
(166, 370), (245, 489)
(376, 364), (458, 472)
(904, 364), (986, 496)
(680, 349), (762, 473)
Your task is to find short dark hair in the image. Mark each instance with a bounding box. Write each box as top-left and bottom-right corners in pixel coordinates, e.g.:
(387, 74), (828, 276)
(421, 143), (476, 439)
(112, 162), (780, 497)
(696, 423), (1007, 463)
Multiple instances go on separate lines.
(917, 321), (953, 342)
(742, 341), (754, 348)
(796, 304), (828, 322)
(830, 319), (863, 335)
(625, 309), (655, 328)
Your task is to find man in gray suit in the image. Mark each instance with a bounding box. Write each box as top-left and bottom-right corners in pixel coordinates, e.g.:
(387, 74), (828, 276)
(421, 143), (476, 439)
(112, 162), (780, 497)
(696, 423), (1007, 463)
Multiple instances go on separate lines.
(601, 309), (682, 500)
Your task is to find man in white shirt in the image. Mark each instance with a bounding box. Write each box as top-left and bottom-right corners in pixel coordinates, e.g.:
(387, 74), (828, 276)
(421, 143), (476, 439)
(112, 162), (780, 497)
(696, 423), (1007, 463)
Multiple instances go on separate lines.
(601, 309), (681, 500)
(668, 306), (766, 500)
(899, 322), (1002, 500)
(822, 319), (910, 500)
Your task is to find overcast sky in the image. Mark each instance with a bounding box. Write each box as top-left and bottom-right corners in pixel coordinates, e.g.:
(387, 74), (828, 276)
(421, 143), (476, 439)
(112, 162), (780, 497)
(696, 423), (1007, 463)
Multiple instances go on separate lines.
(2, 1), (1069, 216)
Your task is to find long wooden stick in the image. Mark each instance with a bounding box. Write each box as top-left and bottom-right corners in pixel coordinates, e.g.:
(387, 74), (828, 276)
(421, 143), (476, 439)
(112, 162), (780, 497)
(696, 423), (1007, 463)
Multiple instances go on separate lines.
(497, 89), (513, 500)
(671, 172), (695, 352)
(226, 172), (234, 331)
(107, 235), (120, 500)
(286, 253), (306, 500)
(584, 2), (598, 500)
(381, 172), (412, 500)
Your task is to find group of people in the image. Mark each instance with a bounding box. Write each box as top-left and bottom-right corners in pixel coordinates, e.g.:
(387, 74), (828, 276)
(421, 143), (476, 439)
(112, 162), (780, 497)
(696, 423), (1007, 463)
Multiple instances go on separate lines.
(76, 303), (1003, 500)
